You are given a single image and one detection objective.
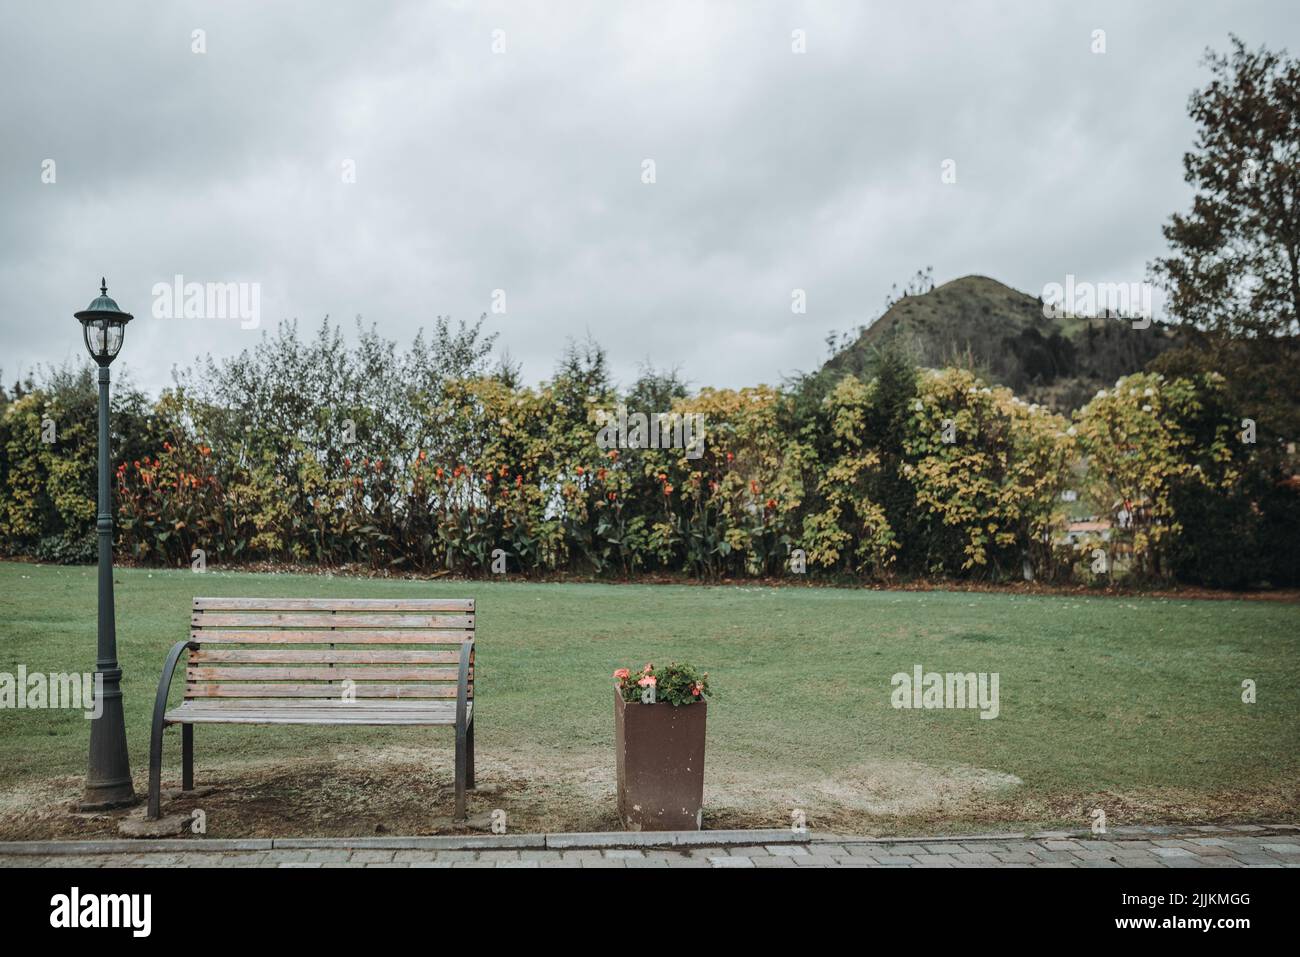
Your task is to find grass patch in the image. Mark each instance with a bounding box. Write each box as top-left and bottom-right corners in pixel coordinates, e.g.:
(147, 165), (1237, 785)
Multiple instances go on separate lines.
(0, 561), (1296, 837)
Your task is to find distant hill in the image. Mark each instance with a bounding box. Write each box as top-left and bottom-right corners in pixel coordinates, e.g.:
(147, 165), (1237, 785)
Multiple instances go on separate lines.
(822, 275), (1184, 410)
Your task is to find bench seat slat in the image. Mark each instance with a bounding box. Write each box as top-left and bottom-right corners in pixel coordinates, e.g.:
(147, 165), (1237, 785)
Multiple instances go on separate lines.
(186, 683), (459, 698)
(190, 649), (461, 664)
(187, 666), (465, 682)
(165, 701), (466, 726)
(194, 598), (474, 612)
(193, 613), (473, 628)
(191, 630), (472, 644)
(171, 697), (451, 709)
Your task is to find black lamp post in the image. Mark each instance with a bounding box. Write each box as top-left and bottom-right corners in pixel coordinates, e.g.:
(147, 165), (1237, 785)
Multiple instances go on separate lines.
(75, 278), (138, 809)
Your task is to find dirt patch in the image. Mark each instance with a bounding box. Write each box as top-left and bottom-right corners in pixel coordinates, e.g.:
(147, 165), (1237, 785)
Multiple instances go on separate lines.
(2, 746), (1293, 841)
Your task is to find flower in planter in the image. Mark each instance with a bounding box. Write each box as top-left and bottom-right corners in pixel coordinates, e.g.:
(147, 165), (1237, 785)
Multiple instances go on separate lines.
(614, 662), (711, 706)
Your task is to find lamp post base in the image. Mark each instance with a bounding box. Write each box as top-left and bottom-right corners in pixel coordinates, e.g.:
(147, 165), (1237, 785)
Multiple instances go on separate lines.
(78, 785), (139, 812)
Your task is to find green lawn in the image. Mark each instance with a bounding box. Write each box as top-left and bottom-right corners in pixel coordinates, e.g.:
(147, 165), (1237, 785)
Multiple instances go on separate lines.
(1, 560), (1297, 837)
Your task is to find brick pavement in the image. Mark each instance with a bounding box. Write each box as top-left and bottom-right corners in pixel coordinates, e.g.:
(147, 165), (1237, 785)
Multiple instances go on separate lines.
(3, 825), (1297, 869)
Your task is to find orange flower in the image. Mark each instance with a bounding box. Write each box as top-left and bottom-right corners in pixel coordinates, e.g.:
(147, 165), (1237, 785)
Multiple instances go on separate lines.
(766, 498), (777, 509)
(642, 663), (653, 673)
(608, 492), (617, 501)
(515, 474), (523, 487)
(575, 465), (585, 476)
(607, 449), (619, 461)
(726, 451), (734, 462)
(750, 480), (760, 495)
(637, 675), (657, 688)
(418, 450), (427, 461)
(613, 668), (630, 680)
(663, 484), (673, 495)
(343, 457), (351, 468)
(435, 467), (444, 478)
(597, 468), (607, 480)
(200, 445), (211, 456)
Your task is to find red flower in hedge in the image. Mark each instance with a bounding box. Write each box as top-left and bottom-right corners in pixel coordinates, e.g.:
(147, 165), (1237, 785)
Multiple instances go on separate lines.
(637, 674), (656, 688)
(515, 474), (523, 487)
(597, 468), (607, 480)
(607, 449), (619, 461)
(766, 498), (777, 509)
(343, 457), (351, 468)
(663, 484), (673, 495)
(726, 451), (734, 462)
(575, 465), (585, 476)
(613, 668), (630, 680)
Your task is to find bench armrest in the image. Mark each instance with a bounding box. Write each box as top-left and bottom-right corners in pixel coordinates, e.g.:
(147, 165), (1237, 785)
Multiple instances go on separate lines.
(147, 639), (196, 818)
(455, 638), (475, 733)
(150, 640), (195, 738)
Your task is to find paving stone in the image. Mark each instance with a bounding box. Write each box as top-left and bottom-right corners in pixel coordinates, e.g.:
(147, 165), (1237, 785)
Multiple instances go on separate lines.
(1151, 847), (1194, 859)
(348, 849), (396, 863)
(603, 849), (645, 859)
(306, 849), (353, 862)
(709, 856), (754, 868)
(876, 855), (918, 865)
(1261, 843), (1300, 854)
(765, 844), (809, 856)
(264, 850), (311, 863)
(952, 852), (1000, 865)
(520, 850), (563, 862)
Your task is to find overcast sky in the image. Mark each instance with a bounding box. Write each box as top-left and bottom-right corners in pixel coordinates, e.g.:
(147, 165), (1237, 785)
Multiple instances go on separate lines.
(1, 1), (1296, 395)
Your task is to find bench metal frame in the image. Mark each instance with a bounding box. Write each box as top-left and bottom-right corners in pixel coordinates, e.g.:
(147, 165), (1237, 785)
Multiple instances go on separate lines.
(147, 598), (476, 822)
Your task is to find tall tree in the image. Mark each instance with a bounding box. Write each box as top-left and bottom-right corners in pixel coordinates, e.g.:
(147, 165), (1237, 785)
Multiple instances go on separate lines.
(1152, 36), (1300, 340)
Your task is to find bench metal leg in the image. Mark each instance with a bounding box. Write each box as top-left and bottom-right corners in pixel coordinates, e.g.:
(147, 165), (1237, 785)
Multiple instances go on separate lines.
(147, 720), (166, 820)
(454, 725), (468, 822)
(182, 724), (194, 791)
(466, 721), (475, 790)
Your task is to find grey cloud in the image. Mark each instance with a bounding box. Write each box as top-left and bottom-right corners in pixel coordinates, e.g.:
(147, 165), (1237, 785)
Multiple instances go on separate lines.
(1, 0), (1296, 394)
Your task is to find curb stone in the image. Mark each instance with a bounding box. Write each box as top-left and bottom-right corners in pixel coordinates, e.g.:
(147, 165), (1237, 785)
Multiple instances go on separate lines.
(2, 823), (1294, 857)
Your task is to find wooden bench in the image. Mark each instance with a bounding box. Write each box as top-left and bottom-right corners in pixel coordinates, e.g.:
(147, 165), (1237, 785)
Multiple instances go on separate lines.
(148, 597), (476, 821)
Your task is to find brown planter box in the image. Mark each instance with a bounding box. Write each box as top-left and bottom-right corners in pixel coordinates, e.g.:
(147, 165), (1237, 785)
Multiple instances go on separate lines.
(614, 687), (707, 831)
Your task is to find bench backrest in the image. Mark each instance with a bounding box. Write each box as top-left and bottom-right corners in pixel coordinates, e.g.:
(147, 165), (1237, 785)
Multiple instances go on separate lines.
(188, 598), (474, 705)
